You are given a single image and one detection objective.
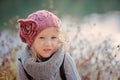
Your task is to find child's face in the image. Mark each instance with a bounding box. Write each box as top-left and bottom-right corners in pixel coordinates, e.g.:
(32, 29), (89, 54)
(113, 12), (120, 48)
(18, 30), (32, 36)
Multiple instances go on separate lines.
(32, 27), (60, 59)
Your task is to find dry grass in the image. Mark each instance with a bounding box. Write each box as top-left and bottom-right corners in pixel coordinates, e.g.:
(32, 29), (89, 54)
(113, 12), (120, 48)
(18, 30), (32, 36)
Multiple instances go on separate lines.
(0, 13), (120, 80)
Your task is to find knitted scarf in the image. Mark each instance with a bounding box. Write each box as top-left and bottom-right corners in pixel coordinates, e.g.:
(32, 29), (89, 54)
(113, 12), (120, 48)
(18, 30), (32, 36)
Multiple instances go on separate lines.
(20, 47), (64, 80)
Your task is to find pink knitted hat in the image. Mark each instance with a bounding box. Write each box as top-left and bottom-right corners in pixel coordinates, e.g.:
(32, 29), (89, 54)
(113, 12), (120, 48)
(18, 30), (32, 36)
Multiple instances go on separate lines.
(18, 10), (61, 47)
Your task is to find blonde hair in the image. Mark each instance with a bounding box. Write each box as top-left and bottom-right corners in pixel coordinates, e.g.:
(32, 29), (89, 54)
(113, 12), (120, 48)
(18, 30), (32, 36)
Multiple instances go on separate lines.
(29, 29), (69, 62)
(58, 30), (69, 50)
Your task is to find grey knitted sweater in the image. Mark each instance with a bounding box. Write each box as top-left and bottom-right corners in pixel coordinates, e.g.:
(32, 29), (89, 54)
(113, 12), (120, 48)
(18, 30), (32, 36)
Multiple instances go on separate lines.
(17, 47), (81, 80)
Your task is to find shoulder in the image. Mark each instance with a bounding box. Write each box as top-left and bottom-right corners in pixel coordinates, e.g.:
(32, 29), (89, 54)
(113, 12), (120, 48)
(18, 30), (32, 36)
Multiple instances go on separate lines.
(64, 53), (75, 64)
(18, 46), (32, 61)
(17, 57), (24, 69)
(63, 53), (81, 80)
(64, 53), (77, 69)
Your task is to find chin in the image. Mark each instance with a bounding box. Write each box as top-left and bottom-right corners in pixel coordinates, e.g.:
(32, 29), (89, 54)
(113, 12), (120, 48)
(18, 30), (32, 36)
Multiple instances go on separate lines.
(41, 55), (52, 61)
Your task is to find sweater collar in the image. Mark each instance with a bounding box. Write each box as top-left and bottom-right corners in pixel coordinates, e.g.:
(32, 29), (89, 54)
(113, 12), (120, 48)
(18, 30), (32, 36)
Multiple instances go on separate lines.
(21, 46), (64, 80)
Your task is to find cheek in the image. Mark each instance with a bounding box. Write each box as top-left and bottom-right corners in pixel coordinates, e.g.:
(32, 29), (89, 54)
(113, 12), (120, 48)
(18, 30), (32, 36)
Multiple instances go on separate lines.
(33, 43), (43, 54)
(52, 40), (61, 48)
(32, 40), (43, 50)
(36, 43), (44, 50)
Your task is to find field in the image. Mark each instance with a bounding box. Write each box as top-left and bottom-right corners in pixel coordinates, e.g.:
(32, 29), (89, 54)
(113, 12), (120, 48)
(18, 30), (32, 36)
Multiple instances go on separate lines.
(0, 13), (120, 80)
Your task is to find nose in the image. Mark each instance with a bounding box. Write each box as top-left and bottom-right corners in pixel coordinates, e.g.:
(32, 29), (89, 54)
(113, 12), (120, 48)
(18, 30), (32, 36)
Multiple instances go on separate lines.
(44, 40), (52, 47)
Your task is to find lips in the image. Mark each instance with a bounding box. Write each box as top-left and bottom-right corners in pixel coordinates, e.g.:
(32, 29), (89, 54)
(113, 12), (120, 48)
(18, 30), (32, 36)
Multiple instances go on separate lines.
(43, 49), (52, 52)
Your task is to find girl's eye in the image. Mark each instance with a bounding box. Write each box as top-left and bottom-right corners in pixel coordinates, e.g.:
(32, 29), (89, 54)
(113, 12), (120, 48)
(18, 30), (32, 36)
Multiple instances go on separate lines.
(51, 37), (57, 39)
(39, 37), (45, 39)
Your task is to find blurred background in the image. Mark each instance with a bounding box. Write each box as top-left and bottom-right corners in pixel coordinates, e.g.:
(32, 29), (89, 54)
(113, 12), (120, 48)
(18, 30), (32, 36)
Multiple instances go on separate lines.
(1, 0), (120, 30)
(0, 0), (120, 80)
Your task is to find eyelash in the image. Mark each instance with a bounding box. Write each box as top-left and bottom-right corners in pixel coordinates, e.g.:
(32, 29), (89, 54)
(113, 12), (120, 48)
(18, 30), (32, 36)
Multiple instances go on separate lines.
(51, 37), (57, 39)
(39, 37), (44, 39)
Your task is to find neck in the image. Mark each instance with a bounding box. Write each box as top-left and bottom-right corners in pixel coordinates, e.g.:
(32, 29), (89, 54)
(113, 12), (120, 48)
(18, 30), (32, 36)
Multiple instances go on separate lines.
(36, 55), (50, 62)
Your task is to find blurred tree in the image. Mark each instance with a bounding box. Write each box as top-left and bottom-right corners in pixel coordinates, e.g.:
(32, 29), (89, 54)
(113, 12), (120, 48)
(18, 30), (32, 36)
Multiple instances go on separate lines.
(0, 0), (120, 30)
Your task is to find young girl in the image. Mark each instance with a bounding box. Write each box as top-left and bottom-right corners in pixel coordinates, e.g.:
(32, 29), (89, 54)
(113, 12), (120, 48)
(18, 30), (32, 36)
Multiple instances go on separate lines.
(17, 10), (81, 80)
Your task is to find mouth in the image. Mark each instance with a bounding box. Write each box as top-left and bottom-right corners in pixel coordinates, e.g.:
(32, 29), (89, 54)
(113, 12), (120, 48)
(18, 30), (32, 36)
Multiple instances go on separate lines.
(43, 49), (52, 52)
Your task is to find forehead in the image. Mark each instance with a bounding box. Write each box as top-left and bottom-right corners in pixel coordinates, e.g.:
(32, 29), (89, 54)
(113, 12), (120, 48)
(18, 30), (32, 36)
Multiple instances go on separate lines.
(38, 27), (59, 36)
